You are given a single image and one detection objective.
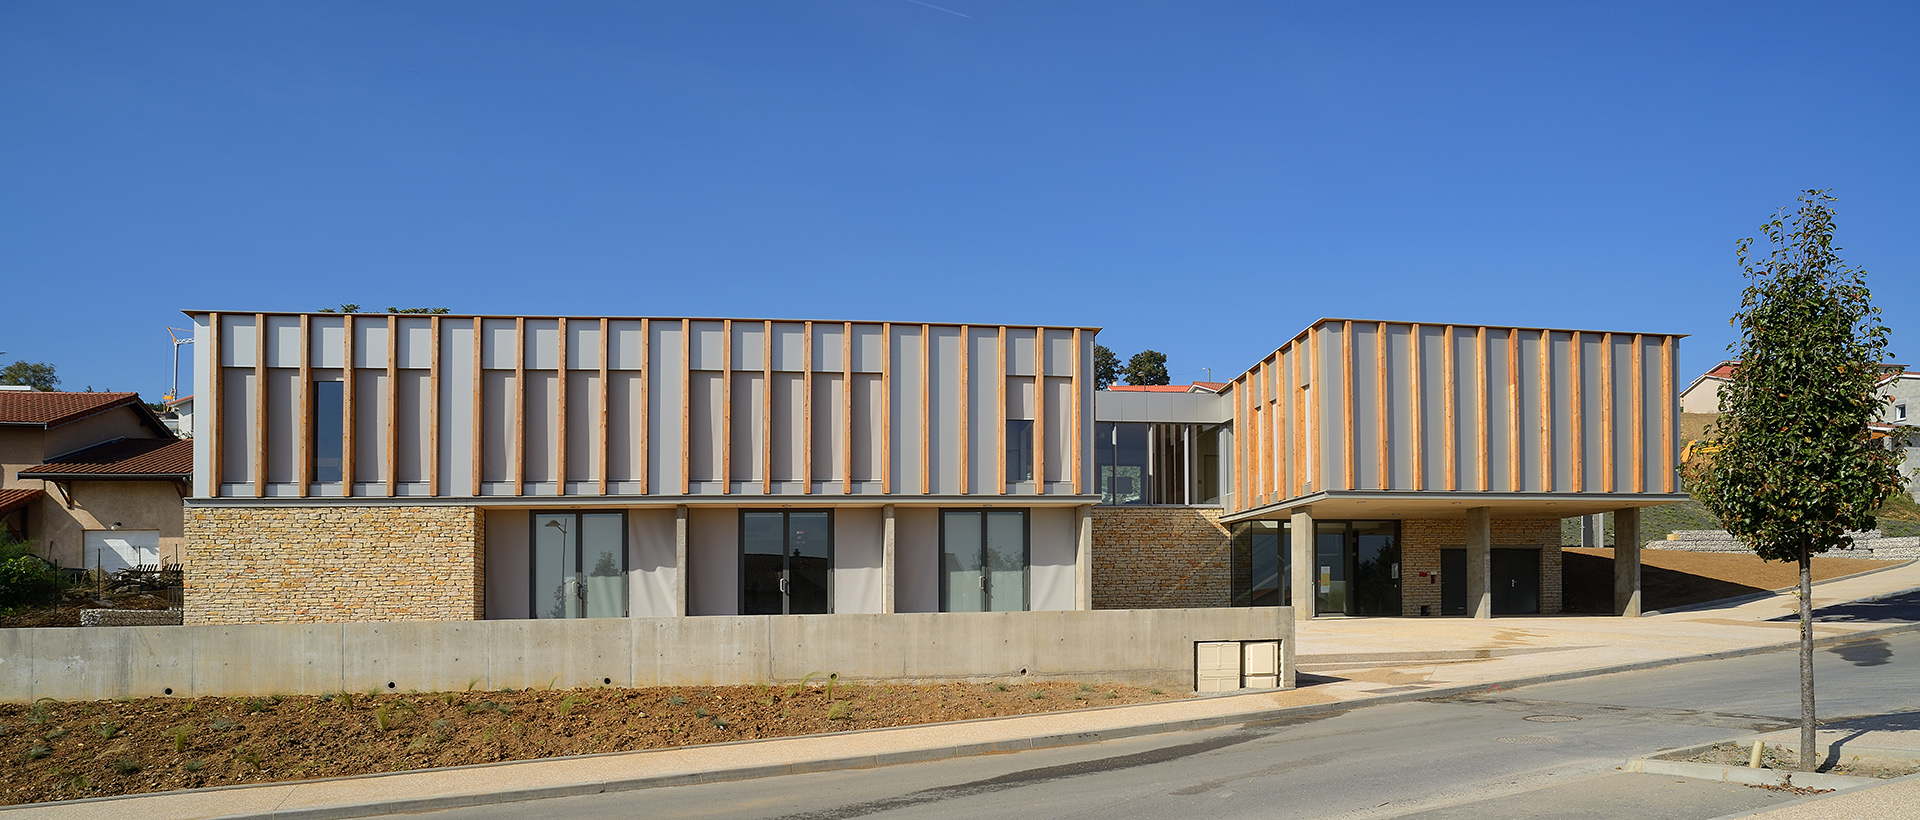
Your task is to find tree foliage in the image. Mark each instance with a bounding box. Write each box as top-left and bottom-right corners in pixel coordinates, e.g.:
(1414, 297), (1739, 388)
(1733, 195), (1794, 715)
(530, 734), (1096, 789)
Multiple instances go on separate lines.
(0, 359), (59, 391)
(318, 305), (451, 314)
(1686, 191), (1906, 561)
(1093, 345), (1120, 389)
(1123, 350), (1170, 386)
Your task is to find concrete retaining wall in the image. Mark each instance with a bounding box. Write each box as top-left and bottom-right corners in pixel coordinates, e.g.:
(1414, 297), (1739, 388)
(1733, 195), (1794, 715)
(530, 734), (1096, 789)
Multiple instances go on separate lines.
(0, 607), (1291, 702)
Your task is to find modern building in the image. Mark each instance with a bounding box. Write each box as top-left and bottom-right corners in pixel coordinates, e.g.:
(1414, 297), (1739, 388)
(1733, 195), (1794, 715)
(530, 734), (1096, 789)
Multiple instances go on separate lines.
(183, 312), (1689, 625)
(1, 389), (192, 571)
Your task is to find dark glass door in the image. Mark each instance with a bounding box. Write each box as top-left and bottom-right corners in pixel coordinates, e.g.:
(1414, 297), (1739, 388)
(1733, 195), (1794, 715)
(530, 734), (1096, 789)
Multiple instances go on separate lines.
(1352, 522), (1401, 615)
(1492, 548), (1540, 615)
(741, 511), (833, 615)
(1315, 523), (1347, 615)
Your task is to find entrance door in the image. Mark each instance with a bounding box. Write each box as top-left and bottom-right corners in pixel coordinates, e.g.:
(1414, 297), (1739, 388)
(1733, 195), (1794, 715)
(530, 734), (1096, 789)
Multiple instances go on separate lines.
(532, 512), (627, 619)
(1314, 525), (1347, 615)
(1492, 548), (1540, 615)
(941, 510), (1028, 612)
(1440, 549), (1467, 615)
(742, 511), (833, 615)
(1351, 521), (1401, 615)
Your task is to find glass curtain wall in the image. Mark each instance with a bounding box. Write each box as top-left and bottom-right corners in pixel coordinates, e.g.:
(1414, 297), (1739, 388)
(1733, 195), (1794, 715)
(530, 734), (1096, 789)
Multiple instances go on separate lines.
(1095, 422), (1229, 505)
(531, 512), (627, 619)
(311, 381), (344, 484)
(1229, 519), (1400, 616)
(1229, 520), (1287, 607)
(940, 510), (1028, 612)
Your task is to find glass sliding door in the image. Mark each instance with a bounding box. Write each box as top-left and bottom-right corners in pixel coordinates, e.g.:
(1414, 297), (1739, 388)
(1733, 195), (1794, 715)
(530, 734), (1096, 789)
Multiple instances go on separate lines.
(531, 512), (627, 619)
(941, 510), (1028, 612)
(1351, 521), (1401, 616)
(740, 510), (833, 615)
(1315, 522), (1348, 615)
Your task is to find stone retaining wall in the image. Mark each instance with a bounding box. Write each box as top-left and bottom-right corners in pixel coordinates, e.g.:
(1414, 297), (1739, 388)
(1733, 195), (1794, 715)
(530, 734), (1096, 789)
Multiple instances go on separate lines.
(80, 608), (184, 627)
(1651, 529), (1920, 559)
(183, 505), (484, 625)
(1091, 506), (1231, 609)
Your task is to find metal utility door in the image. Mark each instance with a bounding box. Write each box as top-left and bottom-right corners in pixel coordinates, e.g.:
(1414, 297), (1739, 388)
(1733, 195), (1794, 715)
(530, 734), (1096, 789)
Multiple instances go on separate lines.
(83, 530), (160, 573)
(1491, 548), (1540, 615)
(1439, 548), (1467, 616)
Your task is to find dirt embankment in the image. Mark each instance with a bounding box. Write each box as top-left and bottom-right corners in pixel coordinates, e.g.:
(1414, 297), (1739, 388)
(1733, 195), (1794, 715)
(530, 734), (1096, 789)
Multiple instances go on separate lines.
(1, 680), (1182, 805)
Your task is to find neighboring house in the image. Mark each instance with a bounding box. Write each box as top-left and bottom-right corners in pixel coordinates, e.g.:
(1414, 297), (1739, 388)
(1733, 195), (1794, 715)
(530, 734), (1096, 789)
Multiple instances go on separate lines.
(1884, 371), (1920, 501)
(0, 388), (191, 571)
(1679, 360), (1737, 413)
(160, 394), (193, 437)
(184, 313), (1688, 625)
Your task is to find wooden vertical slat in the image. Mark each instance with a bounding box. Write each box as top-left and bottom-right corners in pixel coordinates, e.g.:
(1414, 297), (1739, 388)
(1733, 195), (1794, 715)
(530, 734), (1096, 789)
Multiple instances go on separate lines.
(342, 316), (356, 498)
(681, 318), (691, 496)
(1476, 326), (1489, 491)
(1070, 327), (1082, 495)
(1568, 330), (1583, 493)
(471, 317), (483, 497)
(1507, 329), (1521, 492)
(297, 314), (311, 498)
(1661, 335), (1675, 493)
(1632, 334), (1645, 493)
(597, 318), (609, 496)
(997, 326), (1007, 495)
(1376, 322), (1389, 490)
(512, 317), (525, 496)
(429, 316), (441, 497)
(555, 318), (568, 496)
(803, 321), (814, 495)
(958, 325), (970, 495)
(1600, 332), (1614, 493)
(764, 320), (774, 495)
(384, 317), (397, 497)
(1033, 327), (1045, 494)
(1538, 329), (1552, 492)
(638, 318), (650, 495)
(1342, 320), (1355, 491)
(253, 313), (267, 498)
(1408, 324), (1423, 491)
(207, 313), (222, 495)
(919, 324), (930, 495)
(841, 322), (853, 495)
(882, 322), (893, 495)
(721, 319), (732, 495)
(1442, 326), (1456, 491)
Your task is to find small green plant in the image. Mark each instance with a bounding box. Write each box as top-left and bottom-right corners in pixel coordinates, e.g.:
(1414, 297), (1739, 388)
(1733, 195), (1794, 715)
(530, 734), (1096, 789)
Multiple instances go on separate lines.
(239, 748), (263, 770)
(694, 706), (710, 718)
(171, 725), (192, 752)
(1026, 690), (1045, 700)
(787, 671), (820, 699)
(42, 726), (68, 740)
(27, 697), (57, 725)
(209, 718), (238, 732)
(184, 759), (204, 773)
(463, 701), (509, 716)
(826, 701), (851, 721)
(467, 677), (481, 692)
(439, 692), (456, 705)
(710, 716), (729, 729)
(245, 699), (267, 713)
(668, 695), (687, 707)
(995, 683), (1009, 692)
(1078, 683), (1093, 692)
(405, 735), (434, 753)
(480, 727), (497, 743)
(1101, 690), (1119, 699)
(546, 674), (560, 690)
(825, 672), (838, 701)
(113, 758), (140, 775)
(431, 718), (451, 734)
(373, 703), (396, 731)
(95, 721), (121, 739)
(66, 774), (89, 792)
(557, 695), (586, 716)
(179, 702), (196, 714)
(26, 745), (51, 760)
(1150, 687), (1164, 695)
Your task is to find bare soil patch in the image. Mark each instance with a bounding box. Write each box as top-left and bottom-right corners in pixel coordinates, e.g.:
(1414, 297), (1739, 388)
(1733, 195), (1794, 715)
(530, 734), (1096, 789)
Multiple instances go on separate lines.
(1562, 549), (1895, 613)
(0, 679), (1183, 805)
(1680, 741), (1920, 779)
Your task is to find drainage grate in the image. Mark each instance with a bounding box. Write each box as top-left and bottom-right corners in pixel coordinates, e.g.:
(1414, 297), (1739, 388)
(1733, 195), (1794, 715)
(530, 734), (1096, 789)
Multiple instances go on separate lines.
(1496, 736), (1561, 744)
(1524, 714), (1581, 723)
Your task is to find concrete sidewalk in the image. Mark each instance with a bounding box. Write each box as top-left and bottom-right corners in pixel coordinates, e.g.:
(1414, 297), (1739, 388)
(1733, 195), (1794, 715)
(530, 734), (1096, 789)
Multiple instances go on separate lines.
(12, 561), (1920, 820)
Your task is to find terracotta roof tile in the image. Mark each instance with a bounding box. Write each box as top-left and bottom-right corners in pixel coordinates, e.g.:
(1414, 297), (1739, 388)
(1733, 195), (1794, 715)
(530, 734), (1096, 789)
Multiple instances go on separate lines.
(0, 488), (43, 516)
(0, 391), (143, 427)
(19, 439), (193, 479)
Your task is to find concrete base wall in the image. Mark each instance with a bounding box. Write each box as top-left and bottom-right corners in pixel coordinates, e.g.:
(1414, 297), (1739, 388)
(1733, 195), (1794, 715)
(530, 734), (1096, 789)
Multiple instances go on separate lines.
(0, 607), (1291, 702)
(184, 505), (484, 624)
(1401, 518), (1563, 616)
(1092, 506), (1231, 609)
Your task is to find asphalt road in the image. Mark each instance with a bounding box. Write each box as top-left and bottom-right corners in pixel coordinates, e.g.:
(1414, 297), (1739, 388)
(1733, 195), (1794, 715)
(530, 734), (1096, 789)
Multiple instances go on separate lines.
(407, 627), (1920, 820)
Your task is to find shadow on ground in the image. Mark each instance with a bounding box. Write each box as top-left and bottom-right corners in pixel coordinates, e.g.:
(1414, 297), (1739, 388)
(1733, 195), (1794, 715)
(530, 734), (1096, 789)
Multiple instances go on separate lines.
(1562, 552), (1768, 613)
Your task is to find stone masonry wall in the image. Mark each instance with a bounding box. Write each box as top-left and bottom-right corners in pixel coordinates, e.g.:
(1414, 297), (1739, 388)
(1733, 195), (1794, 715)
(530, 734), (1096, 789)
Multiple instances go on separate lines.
(1092, 506), (1231, 609)
(184, 505), (484, 625)
(1400, 518), (1563, 616)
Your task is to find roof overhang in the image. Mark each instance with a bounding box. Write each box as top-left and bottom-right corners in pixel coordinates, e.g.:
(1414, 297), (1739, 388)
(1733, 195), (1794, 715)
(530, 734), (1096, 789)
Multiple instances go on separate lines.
(1220, 490), (1691, 523)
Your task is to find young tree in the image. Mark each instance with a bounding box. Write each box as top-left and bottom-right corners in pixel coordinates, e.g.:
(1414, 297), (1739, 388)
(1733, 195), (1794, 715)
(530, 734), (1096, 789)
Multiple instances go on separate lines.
(1686, 190), (1907, 771)
(1123, 350), (1170, 386)
(1093, 345), (1120, 389)
(0, 359), (59, 391)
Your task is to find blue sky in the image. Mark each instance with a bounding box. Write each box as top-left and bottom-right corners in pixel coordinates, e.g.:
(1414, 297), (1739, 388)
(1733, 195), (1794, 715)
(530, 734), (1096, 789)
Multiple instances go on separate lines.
(3, 1), (1915, 397)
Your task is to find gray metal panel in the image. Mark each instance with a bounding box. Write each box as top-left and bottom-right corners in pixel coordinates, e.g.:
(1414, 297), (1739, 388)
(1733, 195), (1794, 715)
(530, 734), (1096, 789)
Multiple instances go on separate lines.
(1516, 329), (1544, 492)
(1351, 322), (1381, 491)
(396, 317), (434, 370)
(628, 509), (677, 617)
(481, 370), (516, 483)
(352, 370), (386, 484)
(397, 370), (430, 485)
(687, 506), (738, 615)
(835, 507), (884, 614)
(482, 509), (530, 619)
(890, 324), (925, 492)
(966, 327), (999, 495)
(1644, 336), (1669, 490)
(770, 322), (806, 371)
(1316, 324), (1341, 491)
(811, 322), (844, 372)
(729, 320), (763, 372)
(894, 507), (939, 612)
(927, 326), (961, 494)
(1550, 331), (1572, 492)
(851, 324), (884, 373)
(524, 319), (560, 370)
(1386, 324), (1414, 490)
(1484, 328), (1513, 491)
(606, 370), (641, 485)
(811, 372), (844, 481)
(852, 372), (882, 482)
(1044, 376), (1072, 483)
(352, 316), (388, 369)
(1005, 327), (1036, 376)
(310, 315), (346, 369)
(1610, 335), (1636, 491)
(607, 320), (646, 371)
(1091, 391), (1230, 423)
(221, 313), (256, 368)
(563, 319), (599, 371)
(438, 319), (477, 495)
(522, 371), (558, 484)
(647, 320), (684, 491)
(1579, 332), (1606, 492)
(481, 319), (517, 370)
(729, 371), (762, 484)
(1030, 506), (1075, 611)
(770, 371), (803, 483)
(1045, 328), (1076, 377)
(564, 370), (597, 484)
(1451, 326), (1480, 491)
(265, 368), (298, 484)
(687, 371), (722, 482)
(689, 320), (725, 371)
(265, 315), (302, 368)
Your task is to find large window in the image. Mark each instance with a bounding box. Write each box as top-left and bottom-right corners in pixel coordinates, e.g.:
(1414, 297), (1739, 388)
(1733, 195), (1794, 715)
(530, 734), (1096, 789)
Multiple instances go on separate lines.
(741, 510), (832, 615)
(311, 381), (344, 484)
(940, 510), (1027, 612)
(1094, 421), (1228, 505)
(1229, 519), (1399, 616)
(531, 512), (627, 619)
(1005, 419), (1034, 483)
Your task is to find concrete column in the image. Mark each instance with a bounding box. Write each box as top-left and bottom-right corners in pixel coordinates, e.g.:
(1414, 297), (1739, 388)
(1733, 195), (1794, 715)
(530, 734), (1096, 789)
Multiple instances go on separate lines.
(673, 505), (689, 617)
(1289, 507), (1315, 619)
(1075, 505), (1094, 610)
(1466, 506), (1492, 619)
(1581, 514), (1605, 548)
(882, 504), (897, 614)
(1614, 507), (1642, 617)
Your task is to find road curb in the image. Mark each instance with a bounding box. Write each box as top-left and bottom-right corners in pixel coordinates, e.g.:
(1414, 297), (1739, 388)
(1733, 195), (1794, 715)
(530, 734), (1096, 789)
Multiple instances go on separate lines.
(14, 622), (1920, 820)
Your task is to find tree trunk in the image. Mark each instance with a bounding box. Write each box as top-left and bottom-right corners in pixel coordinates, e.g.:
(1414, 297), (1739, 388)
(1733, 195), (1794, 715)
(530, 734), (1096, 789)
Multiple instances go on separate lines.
(1799, 547), (1816, 772)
